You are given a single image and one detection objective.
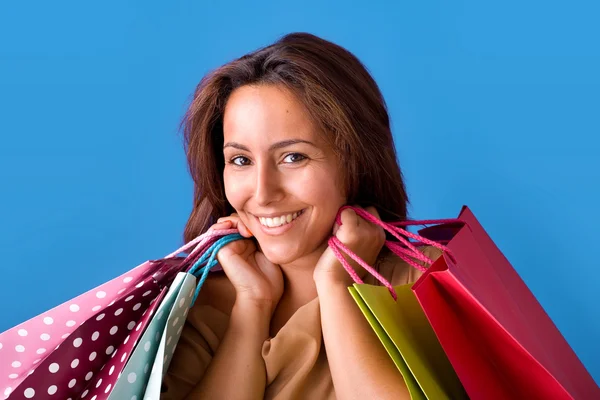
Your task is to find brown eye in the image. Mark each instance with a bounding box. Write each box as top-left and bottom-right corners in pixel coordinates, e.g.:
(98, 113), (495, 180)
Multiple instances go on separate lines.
(231, 156), (251, 166)
(283, 153), (307, 163)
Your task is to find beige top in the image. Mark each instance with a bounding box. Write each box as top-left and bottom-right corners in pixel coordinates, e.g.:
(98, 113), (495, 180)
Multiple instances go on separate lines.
(161, 247), (442, 400)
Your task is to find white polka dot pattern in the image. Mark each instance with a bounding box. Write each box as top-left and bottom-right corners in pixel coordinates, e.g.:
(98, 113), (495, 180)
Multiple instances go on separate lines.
(82, 287), (167, 400)
(0, 259), (163, 399)
(107, 273), (196, 400)
(0, 229), (228, 399)
(1, 274), (164, 400)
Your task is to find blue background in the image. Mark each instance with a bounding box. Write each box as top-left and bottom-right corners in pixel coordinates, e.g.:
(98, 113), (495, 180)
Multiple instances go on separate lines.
(1, 0), (598, 384)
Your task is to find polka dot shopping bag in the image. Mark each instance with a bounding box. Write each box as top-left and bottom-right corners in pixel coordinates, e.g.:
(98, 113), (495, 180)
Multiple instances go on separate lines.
(101, 272), (196, 400)
(143, 235), (243, 400)
(0, 229), (235, 400)
(102, 234), (243, 400)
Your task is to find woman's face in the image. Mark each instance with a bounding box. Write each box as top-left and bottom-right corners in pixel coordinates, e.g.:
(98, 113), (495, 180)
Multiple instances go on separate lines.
(222, 84), (346, 265)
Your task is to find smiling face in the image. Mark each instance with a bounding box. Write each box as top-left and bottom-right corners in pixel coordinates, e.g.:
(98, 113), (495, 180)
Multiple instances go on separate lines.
(222, 84), (346, 265)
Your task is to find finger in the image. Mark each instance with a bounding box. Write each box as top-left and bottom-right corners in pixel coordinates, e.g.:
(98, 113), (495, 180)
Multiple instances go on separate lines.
(350, 205), (382, 228)
(216, 240), (258, 287)
(218, 216), (253, 238)
(208, 220), (233, 231)
(336, 208), (359, 243)
(217, 216), (241, 230)
(216, 245), (240, 277)
(340, 207), (360, 228)
(236, 219), (254, 238)
(216, 239), (252, 266)
(364, 206), (381, 220)
(363, 206), (386, 243)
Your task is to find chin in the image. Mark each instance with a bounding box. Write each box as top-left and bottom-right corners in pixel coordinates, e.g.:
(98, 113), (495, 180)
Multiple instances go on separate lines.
(256, 239), (305, 265)
(261, 248), (298, 265)
(257, 238), (327, 266)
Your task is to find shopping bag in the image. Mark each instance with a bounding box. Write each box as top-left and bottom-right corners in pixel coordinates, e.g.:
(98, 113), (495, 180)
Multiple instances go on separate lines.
(99, 273), (196, 400)
(331, 205), (600, 399)
(410, 207), (599, 399)
(142, 274), (195, 400)
(144, 234), (243, 400)
(73, 286), (168, 400)
(103, 234), (243, 400)
(348, 283), (467, 399)
(0, 229), (235, 400)
(330, 235), (466, 399)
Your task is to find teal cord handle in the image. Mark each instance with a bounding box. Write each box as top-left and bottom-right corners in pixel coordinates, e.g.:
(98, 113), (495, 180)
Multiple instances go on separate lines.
(188, 233), (244, 306)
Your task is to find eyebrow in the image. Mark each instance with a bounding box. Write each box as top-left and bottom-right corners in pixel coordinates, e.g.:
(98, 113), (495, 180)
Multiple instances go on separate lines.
(223, 139), (316, 151)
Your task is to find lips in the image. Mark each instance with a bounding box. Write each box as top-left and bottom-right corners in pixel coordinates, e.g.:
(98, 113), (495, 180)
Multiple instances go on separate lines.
(257, 209), (304, 228)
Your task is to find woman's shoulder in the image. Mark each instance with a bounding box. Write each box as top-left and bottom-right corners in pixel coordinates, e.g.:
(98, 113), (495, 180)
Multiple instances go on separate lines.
(369, 245), (443, 286)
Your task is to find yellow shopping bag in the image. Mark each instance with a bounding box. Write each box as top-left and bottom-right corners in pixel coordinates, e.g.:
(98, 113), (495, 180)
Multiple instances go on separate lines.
(349, 283), (467, 399)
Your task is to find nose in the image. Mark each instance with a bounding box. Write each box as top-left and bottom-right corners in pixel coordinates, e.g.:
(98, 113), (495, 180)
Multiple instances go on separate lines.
(254, 161), (284, 206)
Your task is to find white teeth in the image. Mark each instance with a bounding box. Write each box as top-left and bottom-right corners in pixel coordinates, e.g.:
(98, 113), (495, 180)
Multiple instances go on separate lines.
(258, 211), (302, 228)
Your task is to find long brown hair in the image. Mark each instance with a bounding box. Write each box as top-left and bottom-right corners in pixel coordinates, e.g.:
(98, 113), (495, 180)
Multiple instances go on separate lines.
(181, 32), (409, 243)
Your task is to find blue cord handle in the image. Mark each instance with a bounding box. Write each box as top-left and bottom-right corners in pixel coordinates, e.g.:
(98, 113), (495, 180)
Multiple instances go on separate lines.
(188, 233), (244, 306)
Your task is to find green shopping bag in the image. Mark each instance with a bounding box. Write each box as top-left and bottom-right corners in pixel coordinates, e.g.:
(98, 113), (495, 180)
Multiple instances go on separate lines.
(142, 234), (243, 399)
(349, 283), (468, 400)
(143, 272), (196, 398)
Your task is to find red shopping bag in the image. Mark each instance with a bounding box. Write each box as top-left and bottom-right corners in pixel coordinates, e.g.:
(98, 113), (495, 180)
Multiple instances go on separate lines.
(331, 206), (599, 400)
(409, 207), (599, 399)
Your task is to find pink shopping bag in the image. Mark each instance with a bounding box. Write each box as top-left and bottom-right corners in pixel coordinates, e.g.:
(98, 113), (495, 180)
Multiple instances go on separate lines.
(0, 229), (233, 400)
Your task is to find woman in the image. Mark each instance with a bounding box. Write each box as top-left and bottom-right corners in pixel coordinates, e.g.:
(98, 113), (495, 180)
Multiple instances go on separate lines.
(162, 32), (440, 399)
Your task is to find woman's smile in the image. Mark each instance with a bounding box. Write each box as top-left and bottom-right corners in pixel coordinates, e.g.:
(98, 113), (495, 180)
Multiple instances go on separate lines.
(252, 209), (306, 236)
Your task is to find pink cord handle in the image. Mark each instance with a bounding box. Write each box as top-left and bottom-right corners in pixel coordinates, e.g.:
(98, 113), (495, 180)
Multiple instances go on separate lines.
(182, 229), (239, 264)
(328, 236), (397, 300)
(336, 205), (453, 262)
(385, 241), (428, 273)
(164, 234), (207, 259)
(335, 206), (433, 264)
(164, 229), (239, 261)
(330, 206), (458, 299)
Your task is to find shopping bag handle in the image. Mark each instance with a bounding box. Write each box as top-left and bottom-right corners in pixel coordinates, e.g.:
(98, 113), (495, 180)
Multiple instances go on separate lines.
(328, 236), (398, 299)
(335, 206), (453, 261)
(181, 229), (239, 264)
(151, 229), (240, 284)
(164, 228), (239, 260)
(329, 206), (458, 299)
(187, 233), (244, 305)
(329, 236), (429, 300)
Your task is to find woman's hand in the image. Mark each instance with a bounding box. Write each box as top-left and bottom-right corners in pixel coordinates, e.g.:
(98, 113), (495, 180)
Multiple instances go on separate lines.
(315, 206), (410, 399)
(210, 213), (284, 315)
(313, 206), (386, 286)
(208, 212), (253, 238)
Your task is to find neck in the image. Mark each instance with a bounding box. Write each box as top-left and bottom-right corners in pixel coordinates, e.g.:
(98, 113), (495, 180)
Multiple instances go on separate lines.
(269, 243), (327, 336)
(279, 241), (328, 300)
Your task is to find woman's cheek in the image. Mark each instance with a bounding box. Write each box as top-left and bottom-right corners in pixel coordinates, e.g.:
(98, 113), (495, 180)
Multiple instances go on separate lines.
(223, 172), (247, 210)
